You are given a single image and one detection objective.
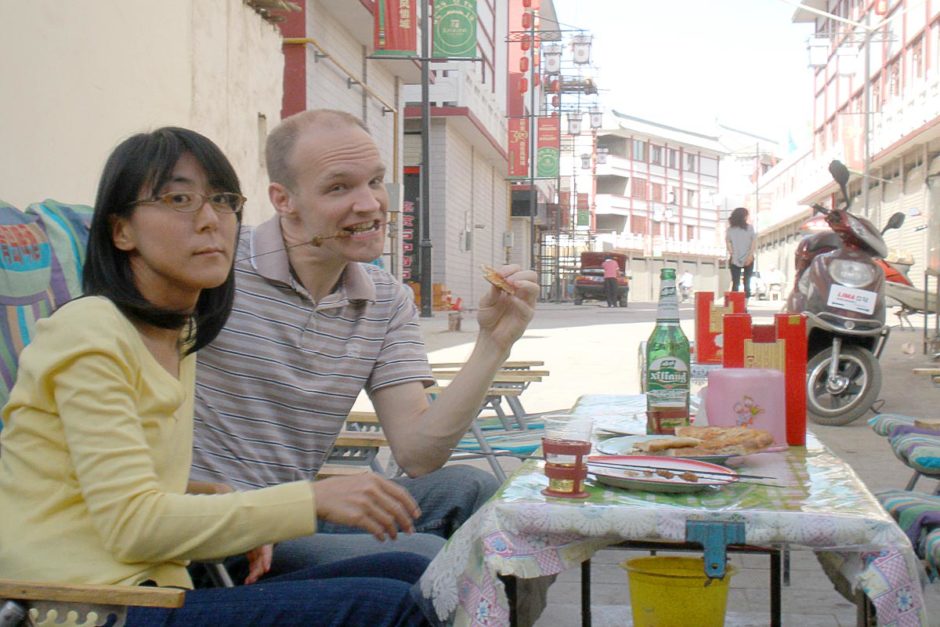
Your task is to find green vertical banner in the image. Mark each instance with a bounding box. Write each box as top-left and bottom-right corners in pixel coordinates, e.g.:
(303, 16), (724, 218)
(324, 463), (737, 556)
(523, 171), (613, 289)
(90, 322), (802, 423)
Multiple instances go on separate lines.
(433, 0), (477, 58)
(536, 115), (560, 178)
(576, 193), (590, 226)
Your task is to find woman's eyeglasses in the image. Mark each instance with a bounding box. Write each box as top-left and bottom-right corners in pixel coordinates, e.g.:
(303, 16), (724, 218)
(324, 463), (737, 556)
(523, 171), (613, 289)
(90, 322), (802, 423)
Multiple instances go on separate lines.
(130, 192), (245, 214)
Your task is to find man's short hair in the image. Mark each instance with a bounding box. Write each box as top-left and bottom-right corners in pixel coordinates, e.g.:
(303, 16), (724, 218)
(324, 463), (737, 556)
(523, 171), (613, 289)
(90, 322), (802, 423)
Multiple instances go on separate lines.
(266, 109), (370, 189)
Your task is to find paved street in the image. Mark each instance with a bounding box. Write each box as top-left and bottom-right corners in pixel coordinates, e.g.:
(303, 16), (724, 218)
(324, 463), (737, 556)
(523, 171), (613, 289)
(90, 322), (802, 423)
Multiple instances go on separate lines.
(414, 298), (940, 626)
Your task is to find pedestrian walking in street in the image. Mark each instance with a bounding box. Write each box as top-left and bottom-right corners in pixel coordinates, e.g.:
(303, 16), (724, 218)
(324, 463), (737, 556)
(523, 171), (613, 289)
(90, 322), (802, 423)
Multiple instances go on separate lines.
(726, 207), (756, 298)
(602, 256), (620, 307)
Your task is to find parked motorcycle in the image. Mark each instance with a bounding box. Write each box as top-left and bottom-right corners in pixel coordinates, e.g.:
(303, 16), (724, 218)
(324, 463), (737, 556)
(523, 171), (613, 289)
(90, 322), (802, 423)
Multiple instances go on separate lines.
(877, 245), (940, 317)
(785, 160), (905, 426)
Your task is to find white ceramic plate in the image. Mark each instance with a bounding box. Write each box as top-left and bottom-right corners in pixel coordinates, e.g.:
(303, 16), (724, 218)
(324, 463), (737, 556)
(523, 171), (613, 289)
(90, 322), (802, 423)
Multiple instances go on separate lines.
(595, 435), (733, 464)
(587, 455), (738, 493)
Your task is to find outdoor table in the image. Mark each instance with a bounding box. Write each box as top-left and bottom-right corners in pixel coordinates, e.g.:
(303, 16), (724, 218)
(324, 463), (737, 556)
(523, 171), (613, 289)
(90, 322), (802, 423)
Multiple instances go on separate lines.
(417, 394), (928, 626)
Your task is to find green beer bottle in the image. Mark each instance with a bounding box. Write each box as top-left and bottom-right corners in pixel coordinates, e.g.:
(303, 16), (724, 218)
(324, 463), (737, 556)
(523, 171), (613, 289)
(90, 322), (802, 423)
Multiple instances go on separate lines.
(645, 268), (691, 435)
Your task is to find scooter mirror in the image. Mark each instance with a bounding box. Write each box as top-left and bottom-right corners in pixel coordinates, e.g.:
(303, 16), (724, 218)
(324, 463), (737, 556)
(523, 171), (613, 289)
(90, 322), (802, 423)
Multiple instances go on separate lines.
(882, 211), (906, 234)
(829, 160), (851, 207)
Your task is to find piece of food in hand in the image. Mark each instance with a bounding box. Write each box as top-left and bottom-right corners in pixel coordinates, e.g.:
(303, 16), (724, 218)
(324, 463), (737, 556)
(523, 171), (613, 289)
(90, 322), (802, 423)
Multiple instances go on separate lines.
(633, 436), (702, 453)
(480, 264), (516, 295)
(310, 231), (352, 247)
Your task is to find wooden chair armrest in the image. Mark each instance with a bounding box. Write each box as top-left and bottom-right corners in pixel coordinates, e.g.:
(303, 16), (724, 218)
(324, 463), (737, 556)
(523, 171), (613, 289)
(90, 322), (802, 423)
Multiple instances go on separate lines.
(430, 360), (544, 369)
(913, 367), (940, 375)
(425, 385), (522, 397)
(0, 578), (184, 608)
(316, 464), (372, 478)
(433, 372), (543, 383)
(345, 410), (381, 424)
(334, 432), (389, 448)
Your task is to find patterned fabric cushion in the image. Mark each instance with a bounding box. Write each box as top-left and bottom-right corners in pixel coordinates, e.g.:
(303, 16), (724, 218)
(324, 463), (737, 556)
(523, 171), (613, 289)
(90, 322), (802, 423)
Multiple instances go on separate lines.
(889, 432), (940, 474)
(869, 413), (919, 437)
(877, 489), (940, 547)
(924, 527), (940, 579)
(0, 200), (92, 413)
(455, 429), (543, 455)
(878, 489), (940, 578)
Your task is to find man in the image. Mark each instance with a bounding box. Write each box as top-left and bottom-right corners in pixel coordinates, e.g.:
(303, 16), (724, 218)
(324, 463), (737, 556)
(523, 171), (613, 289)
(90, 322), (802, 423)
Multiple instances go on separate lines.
(190, 109), (538, 578)
(679, 270), (694, 302)
(601, 255), (620, 307)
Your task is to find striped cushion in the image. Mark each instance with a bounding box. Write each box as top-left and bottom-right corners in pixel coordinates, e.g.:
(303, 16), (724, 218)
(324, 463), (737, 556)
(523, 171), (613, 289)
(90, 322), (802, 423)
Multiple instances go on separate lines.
(889, 433), (940, 473)
(878, 489), (940, 577)
(0, 200), (92, 413)
(869, 413), (919, 436)
(877, 489), (940, 546)
(455, 429), (543, 455)
(924, 528), (940, 579)
(476, 416), (545, 431)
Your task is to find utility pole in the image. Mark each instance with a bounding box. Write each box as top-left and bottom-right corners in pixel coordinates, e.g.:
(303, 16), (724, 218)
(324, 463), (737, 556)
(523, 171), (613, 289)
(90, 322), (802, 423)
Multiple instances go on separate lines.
(527, 8), (538, 274)
(419, 0), (432, 317)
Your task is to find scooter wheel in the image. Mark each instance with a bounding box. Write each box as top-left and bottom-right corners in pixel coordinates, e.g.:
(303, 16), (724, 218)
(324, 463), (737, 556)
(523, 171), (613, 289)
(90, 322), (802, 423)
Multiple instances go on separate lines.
(806, 346), (882, 426)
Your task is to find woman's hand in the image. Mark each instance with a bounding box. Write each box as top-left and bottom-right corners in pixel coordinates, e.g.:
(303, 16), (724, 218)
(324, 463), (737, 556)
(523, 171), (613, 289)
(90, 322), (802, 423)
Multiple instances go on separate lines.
(311, 473), (421, 542)
(186, 480), (233, 495)
(244, 544), (273, 584)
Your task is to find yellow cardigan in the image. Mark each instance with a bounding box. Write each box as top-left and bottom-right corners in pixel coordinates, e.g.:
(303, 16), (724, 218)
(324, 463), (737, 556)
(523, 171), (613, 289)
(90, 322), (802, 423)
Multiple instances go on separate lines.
(0, 297), (314, 588)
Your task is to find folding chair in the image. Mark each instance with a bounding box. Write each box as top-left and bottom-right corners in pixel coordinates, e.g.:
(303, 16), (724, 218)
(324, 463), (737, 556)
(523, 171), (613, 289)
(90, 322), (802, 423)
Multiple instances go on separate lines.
(0, 580), (184, 627)
(0, 201), (233, 624)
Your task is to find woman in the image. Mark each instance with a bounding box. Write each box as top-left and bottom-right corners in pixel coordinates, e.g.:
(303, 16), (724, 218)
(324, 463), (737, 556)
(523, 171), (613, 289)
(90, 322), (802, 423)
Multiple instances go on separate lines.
(0, 128), (430, 626)
(726, 206), (756, 298)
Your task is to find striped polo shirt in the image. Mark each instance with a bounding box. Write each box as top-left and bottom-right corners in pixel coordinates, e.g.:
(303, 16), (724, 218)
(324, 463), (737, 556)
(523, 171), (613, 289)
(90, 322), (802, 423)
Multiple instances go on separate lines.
(191, 216), (433, 489)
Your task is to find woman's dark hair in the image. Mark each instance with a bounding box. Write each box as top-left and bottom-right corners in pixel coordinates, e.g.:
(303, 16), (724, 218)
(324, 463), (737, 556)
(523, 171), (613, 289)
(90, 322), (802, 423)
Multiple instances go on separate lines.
(83, 127), (243, 354)
(729, 207), (749, 229)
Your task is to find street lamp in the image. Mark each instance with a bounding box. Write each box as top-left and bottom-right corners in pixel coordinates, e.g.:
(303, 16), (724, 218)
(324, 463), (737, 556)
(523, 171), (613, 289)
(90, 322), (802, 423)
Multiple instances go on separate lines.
(797, 1), (899, 217)
(566, 112), (582, 136)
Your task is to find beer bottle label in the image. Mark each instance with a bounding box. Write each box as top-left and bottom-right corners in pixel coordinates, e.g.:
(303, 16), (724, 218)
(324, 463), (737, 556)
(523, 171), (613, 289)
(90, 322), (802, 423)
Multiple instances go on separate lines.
(646, 356), (690, 406)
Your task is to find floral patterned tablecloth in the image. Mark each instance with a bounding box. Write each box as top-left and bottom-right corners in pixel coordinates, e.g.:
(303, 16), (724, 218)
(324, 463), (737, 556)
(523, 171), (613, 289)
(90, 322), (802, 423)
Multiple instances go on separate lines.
(418, 394), (928, 626)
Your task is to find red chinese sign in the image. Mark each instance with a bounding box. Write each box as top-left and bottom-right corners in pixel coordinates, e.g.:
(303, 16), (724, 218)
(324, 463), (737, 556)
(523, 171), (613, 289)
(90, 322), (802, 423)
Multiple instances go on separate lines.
(374, 0), (417, 57)
(508, 118), (529, 179)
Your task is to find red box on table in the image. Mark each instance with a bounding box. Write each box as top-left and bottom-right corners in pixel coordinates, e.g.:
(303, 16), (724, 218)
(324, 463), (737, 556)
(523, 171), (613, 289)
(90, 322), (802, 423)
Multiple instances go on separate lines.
(722, 313), (807, 446)
(694, 291), (747, 364)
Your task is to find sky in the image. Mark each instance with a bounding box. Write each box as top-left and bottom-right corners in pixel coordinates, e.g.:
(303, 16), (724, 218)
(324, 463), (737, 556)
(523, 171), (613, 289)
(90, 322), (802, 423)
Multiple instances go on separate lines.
(551, 0), (819, 150)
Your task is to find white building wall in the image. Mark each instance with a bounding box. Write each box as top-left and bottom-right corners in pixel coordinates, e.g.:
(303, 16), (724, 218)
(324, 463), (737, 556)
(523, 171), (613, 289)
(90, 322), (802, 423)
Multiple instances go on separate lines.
(445, 129), (474, 302)
(0, 0), (283, 223)
(304, 2), (400, 172)
(430, 120), (451, 287)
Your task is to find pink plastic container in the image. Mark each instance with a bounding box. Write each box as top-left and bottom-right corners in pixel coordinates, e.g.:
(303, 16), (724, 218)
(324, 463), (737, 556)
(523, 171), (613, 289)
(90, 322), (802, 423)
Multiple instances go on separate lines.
(705, 368), (787, 448)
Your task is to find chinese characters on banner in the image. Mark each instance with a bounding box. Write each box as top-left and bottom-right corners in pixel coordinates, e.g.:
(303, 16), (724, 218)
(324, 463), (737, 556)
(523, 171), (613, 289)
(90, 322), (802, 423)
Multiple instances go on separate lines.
(373, 0), (417, 57)
(536, 115), (560, 178)
(508, 118), (529, 179)
(840, 113), (864, 172)
(558, 191), (571, 229)
(576, 193), (590, 226)
(433, 0), (477, 58)
(401, 169), (421, 282)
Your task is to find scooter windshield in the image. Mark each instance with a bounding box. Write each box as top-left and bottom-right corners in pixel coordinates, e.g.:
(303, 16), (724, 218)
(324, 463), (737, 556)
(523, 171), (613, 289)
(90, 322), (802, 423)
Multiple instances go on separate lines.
(844, 212), (888, 258)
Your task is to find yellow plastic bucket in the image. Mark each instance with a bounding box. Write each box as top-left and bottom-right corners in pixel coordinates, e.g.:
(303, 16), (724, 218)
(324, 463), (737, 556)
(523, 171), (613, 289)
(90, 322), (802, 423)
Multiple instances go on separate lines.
(621, 556), (736, 627)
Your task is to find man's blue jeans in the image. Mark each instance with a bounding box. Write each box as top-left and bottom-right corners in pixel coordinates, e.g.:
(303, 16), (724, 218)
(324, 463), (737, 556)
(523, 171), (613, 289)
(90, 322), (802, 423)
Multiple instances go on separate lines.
(129, 552), (430, 626)
(194, 464), (499, 583)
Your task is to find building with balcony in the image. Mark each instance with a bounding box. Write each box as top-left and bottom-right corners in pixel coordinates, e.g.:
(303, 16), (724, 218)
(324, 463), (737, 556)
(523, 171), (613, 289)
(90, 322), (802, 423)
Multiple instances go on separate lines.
(757, 0), (940, 295)
(593, 111), (727, 259)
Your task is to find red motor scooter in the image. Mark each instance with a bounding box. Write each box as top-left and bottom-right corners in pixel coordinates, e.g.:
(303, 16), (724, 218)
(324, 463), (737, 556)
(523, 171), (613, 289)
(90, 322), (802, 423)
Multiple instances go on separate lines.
(785, 160), (905, 426)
